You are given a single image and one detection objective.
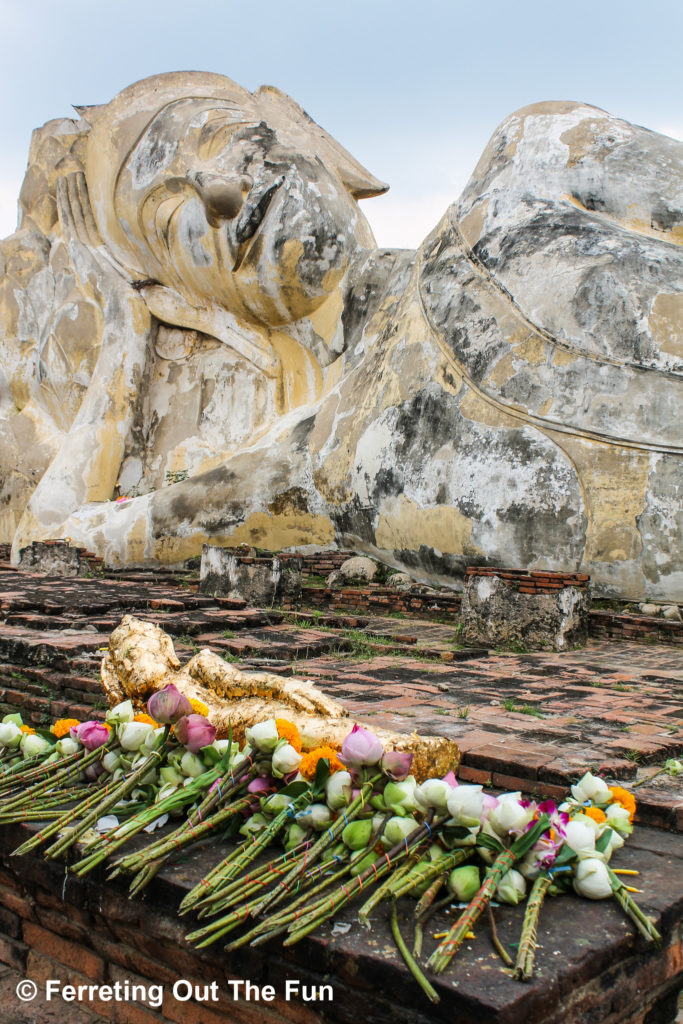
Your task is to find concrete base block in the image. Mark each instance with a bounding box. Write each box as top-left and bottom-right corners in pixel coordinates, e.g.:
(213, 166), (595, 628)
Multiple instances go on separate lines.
(198, 545), (301, 606)
(460, 573), (590, 650)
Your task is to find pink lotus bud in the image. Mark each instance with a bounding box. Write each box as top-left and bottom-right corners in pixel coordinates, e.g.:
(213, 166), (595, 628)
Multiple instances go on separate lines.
(340, 724), (384, 767)
(442, 771), (458, 788)
(84, 761), (105, 781)
(175, 714), (216, 753)
(247, 776), (274, 795)
(75, 721), (110, 751)
(147, 684), (192, 725)
(380, 749), (413, 781)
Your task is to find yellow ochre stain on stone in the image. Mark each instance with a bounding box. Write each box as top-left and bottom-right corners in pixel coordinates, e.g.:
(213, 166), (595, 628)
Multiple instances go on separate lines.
(308, 288), (343, 345)
(649, 293), (683, 357)
(229, 510), (334, 550)
(557, 439), (650, 563)
(376, 496), (482, 557)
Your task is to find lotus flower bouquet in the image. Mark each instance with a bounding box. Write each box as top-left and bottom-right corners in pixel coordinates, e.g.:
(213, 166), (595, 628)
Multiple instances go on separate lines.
(2, 697), (661, 1009)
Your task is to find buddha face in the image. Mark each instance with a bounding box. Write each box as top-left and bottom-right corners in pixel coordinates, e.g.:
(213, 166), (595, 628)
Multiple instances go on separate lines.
(109, 96), (379, 327)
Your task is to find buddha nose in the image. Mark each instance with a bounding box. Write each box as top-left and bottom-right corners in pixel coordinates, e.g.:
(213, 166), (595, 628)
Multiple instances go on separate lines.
(193, 173), (252, 227)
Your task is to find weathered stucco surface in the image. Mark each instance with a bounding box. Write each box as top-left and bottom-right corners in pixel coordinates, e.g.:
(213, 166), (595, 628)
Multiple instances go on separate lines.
(1, 77), (681, 599)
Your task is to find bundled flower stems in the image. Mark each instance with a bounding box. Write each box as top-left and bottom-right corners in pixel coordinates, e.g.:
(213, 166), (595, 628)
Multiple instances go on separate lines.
(0, 694), (663, 1005)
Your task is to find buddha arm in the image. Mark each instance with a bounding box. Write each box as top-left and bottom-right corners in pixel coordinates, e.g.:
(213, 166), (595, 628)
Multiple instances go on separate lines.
(12, 173), (152, 550)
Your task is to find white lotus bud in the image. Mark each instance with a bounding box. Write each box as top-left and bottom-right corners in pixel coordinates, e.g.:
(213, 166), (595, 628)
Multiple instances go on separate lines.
(573, 858), (612, 899)
(180, 751), (205, 778)
(325, 770), (353, 810)
(497, 868), (527, 905)
(571, 772), (610, 806)
(245, 719), (279, 753)
(271, 742), (302, 779)
(446, 784), (483, 827)
(56, 737), (80, 758)
(117, 721), (155, 752)
(105, 700), (135, 725)
(0, 721), (23, 749)
(565, 819), (596, 855)
(415, 778), (452, 813)
(20, 733), (52, 758)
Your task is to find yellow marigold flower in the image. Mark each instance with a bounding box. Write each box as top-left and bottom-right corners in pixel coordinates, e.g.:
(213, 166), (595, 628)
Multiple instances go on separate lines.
(584, 806), (607, 824)
(19, 725), (35, 735)
(275, 718), (302, 753)
(298, 746), (344, 780)
(52, 718), (80, 738)
(189, 698), (210, 717)
(133, 713), (159, 727)
(609, 786), (636, 823)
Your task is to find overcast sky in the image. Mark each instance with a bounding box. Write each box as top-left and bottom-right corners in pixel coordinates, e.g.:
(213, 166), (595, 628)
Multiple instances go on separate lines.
(0, 0), (681, 247)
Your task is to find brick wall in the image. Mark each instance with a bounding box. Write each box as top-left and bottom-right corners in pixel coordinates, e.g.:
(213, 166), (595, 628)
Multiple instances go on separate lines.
(0, 664), (106, 728)
(300, 585), (462, 619)
(589, 610), (683, 647)
(0, 824), (680, 1024)
(464, 566), (590, 594)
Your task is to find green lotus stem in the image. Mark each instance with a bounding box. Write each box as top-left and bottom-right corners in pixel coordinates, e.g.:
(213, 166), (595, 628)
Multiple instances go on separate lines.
(185, 845), (318, 935)
(12, 774), (120, 855)
(40, 729), (171, 861)
(118, 793), (252, 875)
(415, 871), (447, 918)
(0, 751), (52, 788)
(182, 839), (315, 916)
(388, 848), (470, 902)
(413, 872), (447, 957)
(427, 848), (516, 973)
(357, 851), (421, 927)
(283, 822), (435, 946)
(608, 868), (661, 945)
(487, 905), (513, 967)
(514, 874), (552, 980)
(72, 762), (240, 875)
(248, 775), (382, 920)
(181, 787), (317, 915)
(126, 797), (253, 895)
(3, 742), (116, 816)
(390, 902), (440, 1005)
(189, 855), (349, 950)
(115, 760), (259, 877)
(197, 845), (316, 919)
(285, 819), (447, 943)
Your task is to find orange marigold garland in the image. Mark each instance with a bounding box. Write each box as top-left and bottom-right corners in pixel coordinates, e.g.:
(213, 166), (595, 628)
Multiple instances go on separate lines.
(52, 718), (80, 738)
(133, 713), (159, 727)
(298, 745), (344, 780)
(584, 806), (607, 824)
(19, 725), (35, 735)
(275, 718), (302, 753)
(189, 698), (210, 717)
(609, 786), (636, 822)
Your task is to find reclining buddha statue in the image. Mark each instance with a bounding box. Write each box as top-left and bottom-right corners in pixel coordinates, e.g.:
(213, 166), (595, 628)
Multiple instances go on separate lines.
(1, 72), (681, 600)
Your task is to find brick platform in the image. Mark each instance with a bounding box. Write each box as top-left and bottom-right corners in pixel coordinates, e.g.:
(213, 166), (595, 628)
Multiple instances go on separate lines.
(0, 822), (680, 1024)
(0, 554), (682, 1022)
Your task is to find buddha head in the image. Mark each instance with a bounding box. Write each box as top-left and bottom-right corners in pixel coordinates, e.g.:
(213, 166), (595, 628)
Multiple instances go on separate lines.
(83, 72), (387, 327)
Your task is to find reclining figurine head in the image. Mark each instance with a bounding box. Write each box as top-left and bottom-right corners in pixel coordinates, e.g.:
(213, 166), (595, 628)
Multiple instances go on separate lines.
(84, 71), (387, 327)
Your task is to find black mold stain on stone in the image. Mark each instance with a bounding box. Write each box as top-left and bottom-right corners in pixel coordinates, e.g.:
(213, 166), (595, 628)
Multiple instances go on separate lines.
(291, 415), (316, 449)
(396, 546), (470, 582)
(651, 204), (682, 232)
(268, 486), (310, 515)
(332, 501), (377, 547)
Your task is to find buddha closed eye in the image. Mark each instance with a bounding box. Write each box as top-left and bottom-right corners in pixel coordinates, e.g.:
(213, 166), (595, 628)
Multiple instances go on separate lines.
(138, 127), (370, 326)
